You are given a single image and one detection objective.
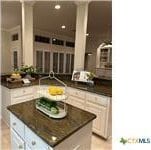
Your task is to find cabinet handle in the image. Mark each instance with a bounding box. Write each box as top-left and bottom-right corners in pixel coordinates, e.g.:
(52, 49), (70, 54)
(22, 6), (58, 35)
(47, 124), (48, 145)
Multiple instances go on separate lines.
(18, 145), (23, 149)
(32, 141), (36, 146)
(13, 122), (16, 126)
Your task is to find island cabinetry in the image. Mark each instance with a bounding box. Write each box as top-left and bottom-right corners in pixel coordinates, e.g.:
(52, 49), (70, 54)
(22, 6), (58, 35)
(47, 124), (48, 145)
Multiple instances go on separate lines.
(11, 129), (25, 150)
(10, 114), (51, 150)
(10, 113), (93, 150)
(2, 86), (35, 125)
(67, 87), (111, 139)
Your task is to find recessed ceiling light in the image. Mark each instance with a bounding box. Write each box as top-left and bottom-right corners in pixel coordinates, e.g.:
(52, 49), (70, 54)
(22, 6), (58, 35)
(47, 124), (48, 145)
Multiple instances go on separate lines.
(53, 38), (56, 41)
(61, 25), (66, 29)
(55, 4), (61, 9)
(88, 53), (92, 56)
(86, 33), (89, 36)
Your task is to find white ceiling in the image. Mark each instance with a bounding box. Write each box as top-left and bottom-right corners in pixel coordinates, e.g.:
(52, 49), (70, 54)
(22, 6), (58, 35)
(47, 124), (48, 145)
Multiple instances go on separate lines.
(1, 1), (112, 38)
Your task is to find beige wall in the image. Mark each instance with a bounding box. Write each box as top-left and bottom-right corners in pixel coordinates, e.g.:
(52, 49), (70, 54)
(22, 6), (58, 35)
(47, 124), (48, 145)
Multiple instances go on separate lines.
(1, 30), (11, 73)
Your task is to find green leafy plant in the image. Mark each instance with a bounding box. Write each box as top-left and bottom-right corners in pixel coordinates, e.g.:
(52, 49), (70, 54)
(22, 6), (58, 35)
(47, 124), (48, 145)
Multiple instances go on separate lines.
(87, 72), (95, 80)
(20, 65), (37, 75)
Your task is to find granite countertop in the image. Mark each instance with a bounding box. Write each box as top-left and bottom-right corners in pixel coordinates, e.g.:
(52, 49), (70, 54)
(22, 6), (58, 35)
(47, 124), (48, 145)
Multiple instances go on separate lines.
(1, 79), (112, 97)
(7, 99), (96, 147)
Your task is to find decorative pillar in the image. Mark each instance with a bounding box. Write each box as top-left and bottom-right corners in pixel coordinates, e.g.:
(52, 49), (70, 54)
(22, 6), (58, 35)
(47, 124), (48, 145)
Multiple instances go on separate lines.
(21, 1), (34, 66)
(74, 2), (89, 71)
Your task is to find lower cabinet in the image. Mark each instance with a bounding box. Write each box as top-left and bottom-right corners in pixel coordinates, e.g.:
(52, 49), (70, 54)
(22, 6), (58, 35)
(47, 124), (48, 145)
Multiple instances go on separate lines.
(85, 102), (106, 136)
(69, 96), (85, 110)
(67, 87), (111, 139)
(11, 129), (25, 150)
(10, 114), (51, 150)
(10, 113), (92, 150)
(2, 86), (35, 125)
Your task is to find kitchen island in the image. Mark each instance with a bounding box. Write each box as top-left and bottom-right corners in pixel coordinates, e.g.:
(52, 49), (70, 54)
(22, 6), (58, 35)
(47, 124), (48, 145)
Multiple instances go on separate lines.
(7, 99), (96, 150)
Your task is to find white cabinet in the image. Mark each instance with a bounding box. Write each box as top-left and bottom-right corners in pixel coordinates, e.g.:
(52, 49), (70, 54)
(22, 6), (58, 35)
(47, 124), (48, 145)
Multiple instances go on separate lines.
(96, 44), (112, 79)
(10, 114), (52, 150)
(10, 114), (25, 140)
(10, 113), (92, 150)
(85, 102), (106, 136)
(11, 129), (25, 150)
(25, 126), (50, 150)
(67, 87), (111, 139)
(68, 88), (86, 110)
(2, 86), (34, 125)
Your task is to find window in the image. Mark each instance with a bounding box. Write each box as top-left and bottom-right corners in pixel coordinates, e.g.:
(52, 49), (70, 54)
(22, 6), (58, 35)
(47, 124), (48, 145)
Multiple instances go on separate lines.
(59, 53), (64, 73)
(66, 54), (70, 73)
(71, 54), (74, 73)
(44, 52), (51, 73)
(52, 38), (64, 46)
(53, 53), (59, 73)
(35, 35), (50, 43)
(66, 41), (75, 48)
(13, 51), (18, 69)
(36, 51), (43, 72)
(12, 34), (18, 41)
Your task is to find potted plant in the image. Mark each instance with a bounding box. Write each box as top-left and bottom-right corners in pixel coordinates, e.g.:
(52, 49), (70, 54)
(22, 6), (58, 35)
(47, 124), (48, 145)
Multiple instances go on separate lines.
(20, 65), (37, 80)
(87, 72), (95, 86)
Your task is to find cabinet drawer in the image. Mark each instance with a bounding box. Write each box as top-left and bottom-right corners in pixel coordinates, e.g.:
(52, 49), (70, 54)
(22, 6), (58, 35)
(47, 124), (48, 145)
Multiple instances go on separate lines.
(25, 126), (49, 150)
(86, 93), (108, 106)
(11, 87), (34, 98)
(68, 88), (85, 99)
(10, 114), (25, 140)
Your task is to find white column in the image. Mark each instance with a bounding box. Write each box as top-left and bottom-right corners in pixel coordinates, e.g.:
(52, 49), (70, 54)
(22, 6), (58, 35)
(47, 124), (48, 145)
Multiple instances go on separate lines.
(21, 1), (34, 66)
(74, 2), (89, 71)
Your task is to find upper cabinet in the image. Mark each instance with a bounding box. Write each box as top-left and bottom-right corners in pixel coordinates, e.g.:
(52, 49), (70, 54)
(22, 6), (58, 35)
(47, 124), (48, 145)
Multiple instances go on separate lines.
(96, 43), (112, 79)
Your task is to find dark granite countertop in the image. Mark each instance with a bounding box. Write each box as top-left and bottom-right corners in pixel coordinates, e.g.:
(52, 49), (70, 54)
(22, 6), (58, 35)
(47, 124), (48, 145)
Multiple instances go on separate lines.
(7, 99), (96, 147)
(1, 79), (112, 97)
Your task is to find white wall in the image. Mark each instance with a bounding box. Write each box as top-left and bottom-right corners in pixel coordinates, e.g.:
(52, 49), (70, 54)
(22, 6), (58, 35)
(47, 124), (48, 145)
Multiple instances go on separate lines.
(1, 30), (11, 73)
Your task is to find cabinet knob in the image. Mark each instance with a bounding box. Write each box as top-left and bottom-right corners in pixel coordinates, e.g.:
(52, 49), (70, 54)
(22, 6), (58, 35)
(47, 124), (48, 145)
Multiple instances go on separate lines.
(32, 141), (36, 146)
(13, 122), (16, 126)
(18, 145), (23, 149)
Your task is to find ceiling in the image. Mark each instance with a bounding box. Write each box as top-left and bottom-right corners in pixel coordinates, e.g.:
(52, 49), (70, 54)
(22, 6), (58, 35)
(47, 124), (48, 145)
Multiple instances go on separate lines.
(1, 1), (112, 38)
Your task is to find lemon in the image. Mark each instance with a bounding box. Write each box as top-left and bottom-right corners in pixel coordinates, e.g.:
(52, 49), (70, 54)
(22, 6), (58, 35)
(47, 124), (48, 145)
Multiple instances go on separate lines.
(48, 86), (64, 96)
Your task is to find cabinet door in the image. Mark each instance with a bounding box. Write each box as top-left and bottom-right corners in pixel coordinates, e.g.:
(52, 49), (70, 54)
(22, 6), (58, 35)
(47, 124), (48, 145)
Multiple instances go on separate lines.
(11, 129), (25, 150)
(59, 53), (64, 73)
(25, 144), (32, 150)
(86, 102), (106, 136)
(53, 52), (58, 73)
(36, 51), (43, 72)
(44, 51), (50, 73)
(69, 96), (85, 110)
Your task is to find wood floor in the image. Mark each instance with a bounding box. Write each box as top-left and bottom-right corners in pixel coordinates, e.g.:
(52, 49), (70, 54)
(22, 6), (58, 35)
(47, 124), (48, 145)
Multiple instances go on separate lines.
(1, 120), (112, 150)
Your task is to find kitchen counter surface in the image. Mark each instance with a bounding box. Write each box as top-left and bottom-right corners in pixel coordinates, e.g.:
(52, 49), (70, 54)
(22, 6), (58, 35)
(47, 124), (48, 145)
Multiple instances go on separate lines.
(1, 79), (112, 97)
(7, 99), (96, 147)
